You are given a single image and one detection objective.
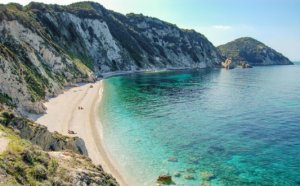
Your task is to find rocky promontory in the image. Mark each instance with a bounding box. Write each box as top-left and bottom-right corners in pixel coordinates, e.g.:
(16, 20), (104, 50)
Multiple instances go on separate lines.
(218, 37), (293, 67)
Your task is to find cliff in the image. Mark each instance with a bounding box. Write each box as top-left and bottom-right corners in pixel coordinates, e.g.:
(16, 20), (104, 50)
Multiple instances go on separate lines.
(0, 109), (118, 186)
(218, 37), (293, 66)
(0, 2), (221, 114)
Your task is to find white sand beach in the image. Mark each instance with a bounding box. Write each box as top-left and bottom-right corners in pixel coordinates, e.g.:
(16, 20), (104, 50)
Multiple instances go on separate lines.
(33, 81), (128, 186)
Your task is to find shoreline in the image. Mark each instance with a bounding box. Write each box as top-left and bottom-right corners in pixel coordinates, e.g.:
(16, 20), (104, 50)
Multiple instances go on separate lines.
(29, 69), (202, 186)
(31, 80), (129, 186)
(100, 67), (206, 78)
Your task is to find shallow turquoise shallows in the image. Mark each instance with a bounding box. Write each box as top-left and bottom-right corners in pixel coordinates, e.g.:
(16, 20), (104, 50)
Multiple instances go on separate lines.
(99, 65), (300, 186)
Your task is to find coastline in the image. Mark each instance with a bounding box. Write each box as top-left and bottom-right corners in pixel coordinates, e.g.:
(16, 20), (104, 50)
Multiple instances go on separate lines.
(28, 68), (201, 186)
(28, 68), (208, 186)
(31, 80), (129, 186)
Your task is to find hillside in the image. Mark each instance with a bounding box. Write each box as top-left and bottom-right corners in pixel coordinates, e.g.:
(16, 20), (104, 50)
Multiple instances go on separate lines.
(218, 37), (293, 66)
(0, 1), (221, 114)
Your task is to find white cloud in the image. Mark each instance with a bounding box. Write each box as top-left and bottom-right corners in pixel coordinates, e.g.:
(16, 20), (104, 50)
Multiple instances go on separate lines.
(212, 25), (232, 30)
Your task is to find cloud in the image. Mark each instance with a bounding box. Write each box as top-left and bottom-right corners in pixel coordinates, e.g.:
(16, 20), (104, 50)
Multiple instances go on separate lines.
(212, 25), (232, 30)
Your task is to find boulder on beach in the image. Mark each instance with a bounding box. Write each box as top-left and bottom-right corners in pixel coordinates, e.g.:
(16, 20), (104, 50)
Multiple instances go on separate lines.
(157, 175), (172, 185)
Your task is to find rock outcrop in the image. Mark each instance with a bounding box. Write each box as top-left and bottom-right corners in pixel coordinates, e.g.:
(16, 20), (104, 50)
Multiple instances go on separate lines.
(0, 111), (88, 155)
(0, 117), (118, 186)
(0, 2), (221, 114)
(157, 175), (172, 184)
(218, 37), (293, 66)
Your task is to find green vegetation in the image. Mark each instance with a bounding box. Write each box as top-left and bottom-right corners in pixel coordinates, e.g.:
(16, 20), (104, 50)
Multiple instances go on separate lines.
(1, 43), (49, 102)
(0, 111), (64, 185)
(64, 2), (103, 20)
(2, 3), (39, 31)
(0, 93), (15, 108)
(126, 13), (177, 29)
(73, 58), (92, 75)
(68, 2), (95, 11)
(104, 14), (145, 67)
(48, 159), (59, 175)
(68, 52), (94, 71)
(0, 123), (59, 185)
(23, 65), (47, 102)
(217, 37), (292, 65)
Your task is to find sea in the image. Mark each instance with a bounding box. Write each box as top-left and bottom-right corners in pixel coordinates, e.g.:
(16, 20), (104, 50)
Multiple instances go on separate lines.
(99, 63), (300, 186)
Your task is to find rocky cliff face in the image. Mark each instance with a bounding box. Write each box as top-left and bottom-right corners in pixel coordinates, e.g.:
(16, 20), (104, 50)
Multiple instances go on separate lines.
(218, 37), (293, 66)
(0, 2), (221, 114)
(0, 3), (96, 114)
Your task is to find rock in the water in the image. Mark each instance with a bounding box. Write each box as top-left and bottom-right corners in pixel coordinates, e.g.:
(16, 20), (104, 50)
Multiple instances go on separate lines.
(168, 156), (178, 162)
(187, 156), (200, 164)
(200, 171), (215, 181)
(174, 171), (181, 177)
(184, 174), (195, 180)
(201, 181), (212, 186)
(157, 175), (172, 184)
(240, 62), (253, 68)
(245, 64), (253, 68)
(186, 168), (196, 173)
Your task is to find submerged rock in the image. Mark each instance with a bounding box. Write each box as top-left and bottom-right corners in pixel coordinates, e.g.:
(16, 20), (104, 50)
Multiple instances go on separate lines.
(240, 62), (253, 68)
(187, 156), (200, 164)
(200, 171), (215, 181)
(186, 168), (196, 173)
(174, 171), (181, 177)
(201, 181), (212, 186)
(157, 175), (172, 184)
(168, 156), (178, 162)
(184, 174), (195, 180)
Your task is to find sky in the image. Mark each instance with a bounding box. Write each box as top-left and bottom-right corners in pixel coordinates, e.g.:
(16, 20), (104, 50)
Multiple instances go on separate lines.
(2, 0), (300, 61)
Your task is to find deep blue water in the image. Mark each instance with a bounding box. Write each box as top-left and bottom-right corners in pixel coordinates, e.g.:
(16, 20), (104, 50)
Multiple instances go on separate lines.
(99, 65), (300, 186)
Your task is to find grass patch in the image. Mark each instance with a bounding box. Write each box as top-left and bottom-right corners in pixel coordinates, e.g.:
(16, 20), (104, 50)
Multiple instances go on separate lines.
(0, 93), (16, 108)
(73, 58), (92, 76)
(23, 68), (47, 102)
(0, 121), (59, 185)
(68, 52), (94, 71)
(68, 2), (94, 11)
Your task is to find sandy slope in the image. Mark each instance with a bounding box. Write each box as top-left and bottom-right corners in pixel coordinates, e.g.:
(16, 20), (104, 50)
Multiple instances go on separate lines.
(33, 81), (128, 186)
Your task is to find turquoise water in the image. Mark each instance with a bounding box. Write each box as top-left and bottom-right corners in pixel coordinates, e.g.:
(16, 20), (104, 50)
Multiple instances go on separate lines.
(99, 65), (300, 186)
